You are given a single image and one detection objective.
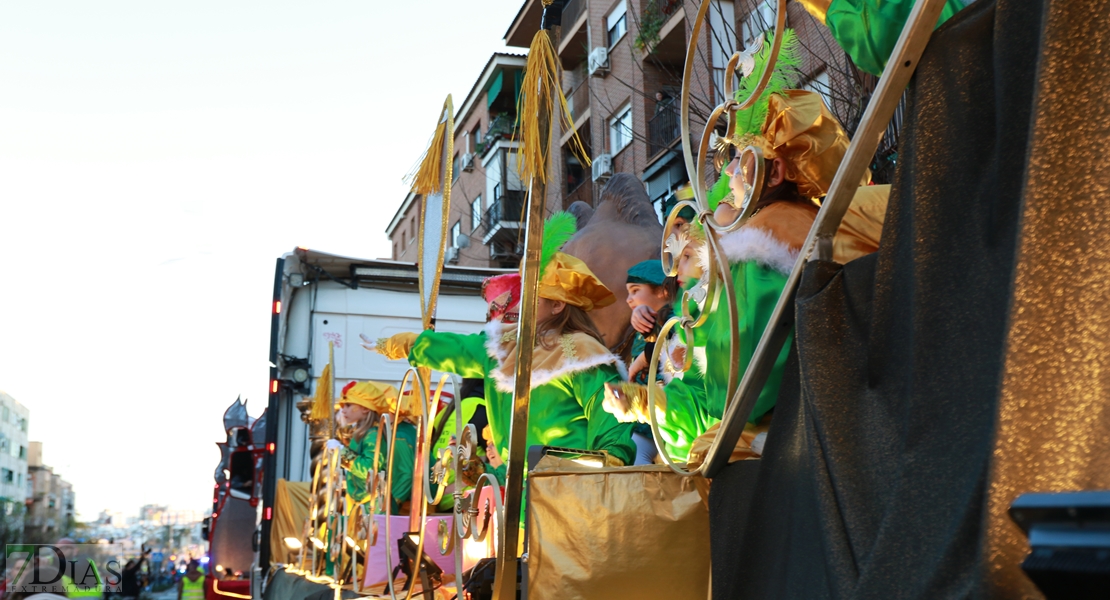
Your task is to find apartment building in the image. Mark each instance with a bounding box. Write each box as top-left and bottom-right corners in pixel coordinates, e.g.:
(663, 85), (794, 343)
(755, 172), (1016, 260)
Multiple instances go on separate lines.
(387, 53), (529, 269)
(25, 441), (76, 541)
(0, 391), (30, 506)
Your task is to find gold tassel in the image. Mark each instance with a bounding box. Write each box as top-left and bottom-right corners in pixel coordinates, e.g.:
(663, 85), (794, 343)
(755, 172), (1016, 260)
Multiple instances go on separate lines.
(409, 109), (450, 195)
(309, 363), (333, 422)
(516, 28), (590, 187)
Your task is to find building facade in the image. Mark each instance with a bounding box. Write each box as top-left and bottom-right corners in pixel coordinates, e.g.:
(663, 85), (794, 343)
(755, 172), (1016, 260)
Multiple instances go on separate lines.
(387, 53), (529, 269)
(0, 392), (30, 506)
(25, 441), (75, 542)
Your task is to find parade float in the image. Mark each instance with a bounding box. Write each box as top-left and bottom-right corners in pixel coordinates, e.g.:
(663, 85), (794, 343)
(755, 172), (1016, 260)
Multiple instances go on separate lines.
(247, 0), (1110, 598)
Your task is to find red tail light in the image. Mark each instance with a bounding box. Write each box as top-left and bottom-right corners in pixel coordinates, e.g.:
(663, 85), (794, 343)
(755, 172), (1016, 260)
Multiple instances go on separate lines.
(263, 507), (272, 520)
(271, 380), (279, 394)
(273, 300), (281, 314)
(267, 442), (275, 454)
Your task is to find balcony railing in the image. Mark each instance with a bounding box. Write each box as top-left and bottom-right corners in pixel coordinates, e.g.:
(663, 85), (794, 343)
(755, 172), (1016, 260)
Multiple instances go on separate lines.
(563, 0), (587, 27)
(480, 190), (526, 240)
(648, 102), (681, 157)
(566, 80), (590, 123)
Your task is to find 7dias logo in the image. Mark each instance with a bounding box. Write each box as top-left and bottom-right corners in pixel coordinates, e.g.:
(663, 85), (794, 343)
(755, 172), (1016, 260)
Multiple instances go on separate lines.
(5, 544), (124, 595)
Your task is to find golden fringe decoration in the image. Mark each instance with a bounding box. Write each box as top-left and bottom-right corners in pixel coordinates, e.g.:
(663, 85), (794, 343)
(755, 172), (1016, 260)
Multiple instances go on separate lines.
(309, 363), (333, 422)
(409, 112), (449, 195)
(516, 28), (590, 186)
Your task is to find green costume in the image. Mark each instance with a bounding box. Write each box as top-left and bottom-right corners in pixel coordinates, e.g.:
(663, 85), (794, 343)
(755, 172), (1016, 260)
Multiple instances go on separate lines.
(652, 226), (795, 460)
(816, 0), (969, 76)
(407, 321), (636, 471)
(341, 421), (417, 514)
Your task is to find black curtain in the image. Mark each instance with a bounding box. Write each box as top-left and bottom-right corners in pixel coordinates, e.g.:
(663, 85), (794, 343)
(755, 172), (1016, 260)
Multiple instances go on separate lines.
(710, 0), (1048, 597)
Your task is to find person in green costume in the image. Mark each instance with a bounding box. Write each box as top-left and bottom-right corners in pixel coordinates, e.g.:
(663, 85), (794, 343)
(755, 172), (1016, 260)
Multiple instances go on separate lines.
(325, 380), (416, 514)
(794, 0), (972, 76)
(368, 213), (636, 478)
(604, 88), (857, 466)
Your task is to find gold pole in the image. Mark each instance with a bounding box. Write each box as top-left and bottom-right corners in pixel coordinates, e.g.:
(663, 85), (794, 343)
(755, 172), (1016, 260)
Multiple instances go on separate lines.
(328, 341), (336, 439)
(492, 41), (552, 600)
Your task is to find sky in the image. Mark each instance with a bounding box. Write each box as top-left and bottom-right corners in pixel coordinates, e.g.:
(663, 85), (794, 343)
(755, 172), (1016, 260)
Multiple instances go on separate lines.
(0, 0), (525, 520)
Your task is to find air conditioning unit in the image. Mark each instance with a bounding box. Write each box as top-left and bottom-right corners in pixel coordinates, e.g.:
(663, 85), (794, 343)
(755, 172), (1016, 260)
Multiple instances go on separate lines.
(591, 153), (613, 182)
(588, 47), (609, 77)
(462, 152), (475, 172)
(445, 247), (459, 263)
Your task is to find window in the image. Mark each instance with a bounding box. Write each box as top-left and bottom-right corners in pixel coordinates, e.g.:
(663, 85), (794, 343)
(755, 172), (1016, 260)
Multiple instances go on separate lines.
(607, 1), (628, 47)
(16, 474), (21, 487)
(741, 1), (778, 47)
(471, 197), (482, 231)
(471, 127), (481, 154)
(2, 469), (12, 484)
(2, 407), (8, 422)
(452, 153), (462, 182)
(803, 70), (833, 112)
(609, 104), (633, 154)
(19, 418), (26, 432)
(451, 221), (462, 248)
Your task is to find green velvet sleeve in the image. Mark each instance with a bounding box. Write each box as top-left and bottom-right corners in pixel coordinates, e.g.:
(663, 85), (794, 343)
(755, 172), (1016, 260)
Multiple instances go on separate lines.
(734, 262), (794, 423)
(656, 376), (714, 462)
(571, 364), (637, 466)
(408, 330), (491, 378)
(388, 423), (417, 508)
(825, 0), (967, 75)
(344, 431), (383, 505)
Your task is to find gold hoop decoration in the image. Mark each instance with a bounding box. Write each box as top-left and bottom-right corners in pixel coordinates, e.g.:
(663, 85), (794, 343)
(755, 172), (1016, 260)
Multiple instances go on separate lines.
(413, 95), (455, 332)
(384, 367), (426, 600)
(679, 0), (785, 210)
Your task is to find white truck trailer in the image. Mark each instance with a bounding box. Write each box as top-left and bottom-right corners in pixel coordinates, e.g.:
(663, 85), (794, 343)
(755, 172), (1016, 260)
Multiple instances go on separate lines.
(255, 248), (508, 577)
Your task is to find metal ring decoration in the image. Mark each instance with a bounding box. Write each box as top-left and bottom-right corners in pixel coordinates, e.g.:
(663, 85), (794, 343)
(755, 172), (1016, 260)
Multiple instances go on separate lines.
(421, 373), (453, 507)
(650, 0), (786, 477)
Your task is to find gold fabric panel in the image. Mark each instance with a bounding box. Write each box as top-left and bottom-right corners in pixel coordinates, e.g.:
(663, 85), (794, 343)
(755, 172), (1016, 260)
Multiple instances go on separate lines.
(986, 0), (1110, 595)
(833, 184), (889, 264)
(269, 479), (312, 566)
(527, 457), (710, 599)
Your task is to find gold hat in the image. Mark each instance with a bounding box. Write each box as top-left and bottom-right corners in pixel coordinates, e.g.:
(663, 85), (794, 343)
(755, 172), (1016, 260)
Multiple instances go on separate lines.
(738, 89), (867, 198)
(537, 252), (616, 312)
(338, 380), (399, 414)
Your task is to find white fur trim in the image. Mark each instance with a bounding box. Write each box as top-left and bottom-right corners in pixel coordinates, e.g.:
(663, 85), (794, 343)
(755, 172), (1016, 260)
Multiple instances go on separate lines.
(718, 227), (798, 275)
(692, 346), (708, 377)
(483, 320), (627, 393)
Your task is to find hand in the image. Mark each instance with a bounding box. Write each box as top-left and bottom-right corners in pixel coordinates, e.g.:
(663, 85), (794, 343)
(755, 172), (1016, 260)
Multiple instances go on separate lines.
(358, 333), (378, 353)
(628, 353), (648, 382)
(630, 305), (657, 335)
(325, 439), (343, 452)
(602, 383), (638, 423)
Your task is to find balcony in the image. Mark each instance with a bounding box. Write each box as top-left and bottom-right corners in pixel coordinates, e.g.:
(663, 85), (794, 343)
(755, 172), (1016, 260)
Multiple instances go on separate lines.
(557, 0), (589, 68)
(648, 102), (681, 158)
(480, 190), (526, 245)
(565, 80), (591, 125)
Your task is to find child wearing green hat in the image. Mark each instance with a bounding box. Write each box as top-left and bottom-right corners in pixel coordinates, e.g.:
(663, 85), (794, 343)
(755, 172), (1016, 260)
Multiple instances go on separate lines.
(624, 259), (676, 464)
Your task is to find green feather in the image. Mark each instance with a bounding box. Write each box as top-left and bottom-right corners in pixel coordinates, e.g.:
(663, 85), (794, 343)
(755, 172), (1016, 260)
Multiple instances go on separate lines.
(540, 211), (577, 276)
(707, 172), (732, 211)
(733, 29), (802, 139)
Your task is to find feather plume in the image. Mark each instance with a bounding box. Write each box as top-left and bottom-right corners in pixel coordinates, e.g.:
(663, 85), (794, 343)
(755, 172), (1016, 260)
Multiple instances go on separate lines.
(516, 30), (589, 187)
(408, 97), (452, 195)
(733, 29), (802, 140)
(309, 363), (333, 422)
(540, 211), (577, 276)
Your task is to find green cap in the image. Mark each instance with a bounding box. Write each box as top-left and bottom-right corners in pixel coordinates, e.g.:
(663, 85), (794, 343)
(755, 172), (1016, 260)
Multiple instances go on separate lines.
(626, 259), (667, 286)
(661, 193), (696, 222)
